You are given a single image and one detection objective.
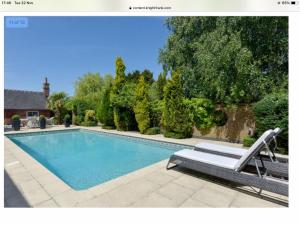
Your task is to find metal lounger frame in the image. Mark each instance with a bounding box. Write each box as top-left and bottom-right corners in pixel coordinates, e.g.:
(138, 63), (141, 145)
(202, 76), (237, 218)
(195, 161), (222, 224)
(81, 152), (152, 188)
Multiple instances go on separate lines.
(166, 155), (288, 196)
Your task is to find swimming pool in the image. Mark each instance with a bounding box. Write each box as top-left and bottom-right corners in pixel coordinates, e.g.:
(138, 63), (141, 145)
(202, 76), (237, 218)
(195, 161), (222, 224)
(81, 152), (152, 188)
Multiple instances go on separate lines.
(6, 129), (190, 190)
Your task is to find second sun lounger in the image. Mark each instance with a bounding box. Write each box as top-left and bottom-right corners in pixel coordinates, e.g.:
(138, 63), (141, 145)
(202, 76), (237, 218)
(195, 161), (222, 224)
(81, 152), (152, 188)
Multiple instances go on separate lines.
(194, 128), (288, 178)
(166, 130), (288, 196)
(195, 128), (282, 158)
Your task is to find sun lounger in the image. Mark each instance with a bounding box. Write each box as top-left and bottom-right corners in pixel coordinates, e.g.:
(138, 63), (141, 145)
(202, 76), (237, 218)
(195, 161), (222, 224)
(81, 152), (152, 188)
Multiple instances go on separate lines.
(194, 128), (288, 178)
(46, 117), (55, 126)
(166, 129), (288, 196)
(195, 142), (246, 158)
(27, 116), (39, 128)
(20, 118), (29, 127)
(195, 128), (282, 159)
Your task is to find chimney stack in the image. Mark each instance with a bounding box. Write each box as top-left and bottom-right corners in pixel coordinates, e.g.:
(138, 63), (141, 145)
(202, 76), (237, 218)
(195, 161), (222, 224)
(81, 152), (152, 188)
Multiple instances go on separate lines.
(43, 77), (50, 98)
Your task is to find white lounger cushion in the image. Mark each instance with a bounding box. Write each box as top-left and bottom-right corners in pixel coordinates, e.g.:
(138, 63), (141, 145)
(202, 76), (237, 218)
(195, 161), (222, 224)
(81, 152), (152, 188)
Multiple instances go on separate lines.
(234, 129), (275, 171)
(195, 128), (281, 158)
(174, 149), (239, 169)
(195, 143), (246, 157)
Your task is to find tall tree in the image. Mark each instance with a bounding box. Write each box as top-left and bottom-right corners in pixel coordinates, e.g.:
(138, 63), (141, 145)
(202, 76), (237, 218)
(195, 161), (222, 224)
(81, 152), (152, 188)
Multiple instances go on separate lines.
(96, 74), (114, 127)
(112, 57), (126, 92)
(111, 57), (137, 130)
(111, 57), (126, 130)
(156, 73), (167, 100)
(127, 69), (154, 84)
(127, 70), (141, 83)
(134, 75), (151, 133)
(47, 92), (69, 124)
(65, 97), (78, 124)
(161, 71), (193, 138)
(141, 69), (154, 84)
(159, 17), (288, 102)
(239, 17), (288, 90)
(193, 23), (262, 104)
(74, 72), (104, 109)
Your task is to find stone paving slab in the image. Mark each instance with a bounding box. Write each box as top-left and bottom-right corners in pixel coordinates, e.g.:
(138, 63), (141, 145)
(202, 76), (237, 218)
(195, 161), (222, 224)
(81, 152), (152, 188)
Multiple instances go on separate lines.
(21, 187), (52, 206)
(35, 199), (59, 208)
(156, 182), (195, 205)
(131, 192), (178, 207)
(172, 174), (208, 191)
(180, 198), (211, 208)
(191, 185), (237, 207)
(145, 171), (176, 185)
(230, 192), (284, 208)
(76, 193), (114, 207)
(4, 126), (288, 208)
(53, 189), (95, 207)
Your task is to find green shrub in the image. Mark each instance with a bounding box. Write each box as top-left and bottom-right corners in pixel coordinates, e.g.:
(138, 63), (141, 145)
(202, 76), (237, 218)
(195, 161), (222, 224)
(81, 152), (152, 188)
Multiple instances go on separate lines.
(12, 114), (20, 121)
(81, 110), (97, 126)
(81, 121), (97, 126)
(74, 115), (84, 125)
(144, 127), (160, 135)
(73, 99), (90, 125)
(148, 78), (164, 127)
(134, 99), (150, 133)
(161, 71), (193, 138)
(50, 105), (68, 125)
(47, 92), (69, 124)
(96, 81), (114, 127)
(252, 92), (288, 153)
(243, 136), (256, 147)
(74, 72), (103, 110)
(109, 57), (140, 131)
(110, 57), (137, 131)
(111, 57), (129, 130)
(102, 125), (116, 130)
(156, 73), (167, 100)
(85, 110), (96, 120)
(53, 117), (59, 125)
(164, 131), (188, 139)
(188, 98), (215, 130)
(213, 110), (228, 126)
(115, 108), (137, 131)
(150, 100), (163, 127)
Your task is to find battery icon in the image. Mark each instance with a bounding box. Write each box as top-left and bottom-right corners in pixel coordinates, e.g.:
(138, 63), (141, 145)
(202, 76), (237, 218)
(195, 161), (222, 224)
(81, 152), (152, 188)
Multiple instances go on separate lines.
(291, 1), (296, 4)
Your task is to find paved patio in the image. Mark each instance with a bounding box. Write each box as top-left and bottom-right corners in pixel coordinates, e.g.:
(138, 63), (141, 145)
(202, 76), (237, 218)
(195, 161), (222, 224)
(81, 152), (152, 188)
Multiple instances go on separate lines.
(4, 126), (288, 207)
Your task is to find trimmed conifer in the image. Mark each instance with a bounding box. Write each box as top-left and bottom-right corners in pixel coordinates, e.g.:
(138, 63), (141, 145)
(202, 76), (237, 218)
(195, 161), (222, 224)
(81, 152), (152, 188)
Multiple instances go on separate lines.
(161, 71), (193, 138)
(134, 75), (150, 133)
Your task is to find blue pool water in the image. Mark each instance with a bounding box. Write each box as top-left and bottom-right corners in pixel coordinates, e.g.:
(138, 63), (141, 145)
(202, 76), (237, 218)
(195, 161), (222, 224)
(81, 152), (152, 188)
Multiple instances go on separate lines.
(7, 129), (187, 190)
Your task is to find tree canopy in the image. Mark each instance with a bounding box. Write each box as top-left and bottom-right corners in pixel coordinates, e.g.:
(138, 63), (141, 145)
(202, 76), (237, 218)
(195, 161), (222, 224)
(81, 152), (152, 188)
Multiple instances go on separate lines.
(47, 92), (69, 124)
(134, 75), (151, 133)
(127, 69), (154, 84)
(111, 57), (137, 130)
(159, 17), (288, 103)
(96, 74), (114, 127)
(162, 71), (193, 138)
(74, 72), (104, 109)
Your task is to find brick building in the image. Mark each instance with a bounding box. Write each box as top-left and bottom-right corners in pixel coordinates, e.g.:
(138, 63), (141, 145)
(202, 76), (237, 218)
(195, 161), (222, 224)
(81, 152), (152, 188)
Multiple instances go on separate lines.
(4, 78), (53, 124)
